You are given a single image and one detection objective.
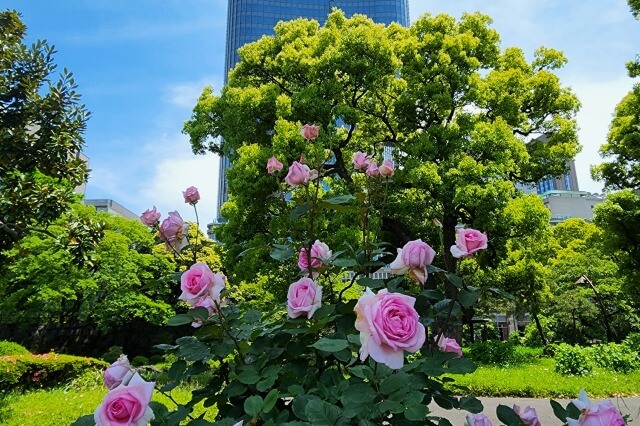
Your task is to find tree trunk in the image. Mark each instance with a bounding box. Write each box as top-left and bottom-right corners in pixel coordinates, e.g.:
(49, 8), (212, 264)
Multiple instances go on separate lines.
(532, 312), (548, 346)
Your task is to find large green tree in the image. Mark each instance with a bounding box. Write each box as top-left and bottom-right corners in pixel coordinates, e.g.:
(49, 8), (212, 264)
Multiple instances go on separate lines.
(185, 11), (580, 304)
(0, 204), (176, 355)
(0, 10), (90, 254)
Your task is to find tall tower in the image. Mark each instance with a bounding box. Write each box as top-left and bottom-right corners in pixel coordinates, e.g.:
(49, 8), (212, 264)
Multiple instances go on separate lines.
(214, 0), (410, 225)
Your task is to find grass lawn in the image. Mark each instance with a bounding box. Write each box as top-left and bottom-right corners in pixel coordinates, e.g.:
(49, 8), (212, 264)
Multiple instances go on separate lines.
(0, 386), (214, 426)
(447, 358), (640, 398)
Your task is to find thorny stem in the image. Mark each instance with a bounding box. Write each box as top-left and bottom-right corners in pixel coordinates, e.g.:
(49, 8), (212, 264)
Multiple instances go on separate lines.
(159, 390), (195, 420)
(215, 301), (246, 365)
(339, 271), (361, 304)
(192, 203), (200, 265)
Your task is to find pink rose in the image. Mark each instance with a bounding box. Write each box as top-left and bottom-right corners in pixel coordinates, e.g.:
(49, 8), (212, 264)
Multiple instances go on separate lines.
(466, 413), (493, 426)
(182, 186), (200, 204)
(436, 335), (463, 358)
(354, 288), (426, 369)
(287, 277), (323, 319)
(513, 405), (541, 426)
(352, 151), (371, 170)
(140, 206), (160, 226)
(285, 161), (311, 186)
(365, 161), (379, 177)
(103, 355), (134, 390)
(298, 240), (331, 271)
(159, 211), (189, 252)
(300, 124), (320, 140)
(94, 372), (155, 426)
(567, 390), (625, 426)
(389, 239), (436, 285)
(450, 228), (488, 258)
(266, 156), (284, 174)
(179, 262), (225, 306)
(379, 160), (394, 177)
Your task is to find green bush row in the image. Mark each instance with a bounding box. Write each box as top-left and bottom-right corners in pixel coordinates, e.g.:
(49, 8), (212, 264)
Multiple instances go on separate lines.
(0, 341), (30, 356)
(466, 340), (542, 366)
(0, 353), (108, 390)
(554, 342), (640, 375)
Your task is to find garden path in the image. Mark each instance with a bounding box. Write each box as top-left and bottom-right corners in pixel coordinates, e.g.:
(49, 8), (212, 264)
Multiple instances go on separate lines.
(427, 397), (640, 425)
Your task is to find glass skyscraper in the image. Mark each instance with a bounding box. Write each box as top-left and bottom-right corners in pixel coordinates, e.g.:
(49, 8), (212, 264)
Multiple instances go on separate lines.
(215, 0), (410, 224)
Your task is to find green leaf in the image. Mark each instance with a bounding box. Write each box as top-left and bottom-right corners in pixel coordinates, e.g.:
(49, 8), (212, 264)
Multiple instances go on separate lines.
(168, 360), (187, 381)
(497, 404), (525, 426)
(189, 306), (211, 321)
(381, 373), (410, 395)
(340, 384), (376, 405)
(458, 288), (481, 307)
(438, 419), (454, 426)
(333, 258), (359, 267)
(489, 287), (516, 301)
(187, 420), (215, 426)
(292, 395), (313, 421)
(237, 369), (261, 385)
(356, 277), (385, 289)
(311, 338), (349, 352)
(167, 314), (194, 326)
(459, 396), (483, 414)
(71, 415), (95, 426)
(446, 273), (464, 288)
(550, 399), (567, 422)
(567, 402), (581, 421)
(290, 202), (312, 220)
(270, 245), (296, 262)
(244, 309), (263, 323)
(324, 194), (355, 204)
(447, 358), (477, 374)
(305, 399), (342, 426)
(244, 395), (263, 417)
(167, 406), (191, 424)
(176, 336), (209, 362)
(262, 389), (279, 413)
(404, 404), (429, 421)
(313, 305), (335, 319)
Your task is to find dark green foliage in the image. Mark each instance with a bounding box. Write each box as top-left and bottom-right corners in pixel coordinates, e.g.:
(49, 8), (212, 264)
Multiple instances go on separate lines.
(0, 10), (94, 256)
(554, 344), (593, 376)
(0, 340), (30, 356)
(466, 340), (541, 366)
(100, 346), (124, 364)
(585, 343), (640, 374)
(131, 356), (149, 366)
(0, 353), (108, 390)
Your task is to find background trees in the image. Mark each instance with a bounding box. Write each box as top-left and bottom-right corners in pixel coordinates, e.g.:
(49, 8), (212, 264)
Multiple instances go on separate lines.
(184, 11), (581, 304)
(0, 10), (91, 256)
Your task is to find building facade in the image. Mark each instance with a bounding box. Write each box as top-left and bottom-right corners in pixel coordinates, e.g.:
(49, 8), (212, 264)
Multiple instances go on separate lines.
(214, 0), (411, 227)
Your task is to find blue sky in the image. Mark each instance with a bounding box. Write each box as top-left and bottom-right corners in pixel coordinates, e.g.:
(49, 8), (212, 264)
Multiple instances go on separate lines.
(6, 0), (640, 231)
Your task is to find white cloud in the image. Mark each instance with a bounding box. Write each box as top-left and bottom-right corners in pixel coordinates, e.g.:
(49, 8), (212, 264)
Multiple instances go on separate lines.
(164, 77), (223, 108)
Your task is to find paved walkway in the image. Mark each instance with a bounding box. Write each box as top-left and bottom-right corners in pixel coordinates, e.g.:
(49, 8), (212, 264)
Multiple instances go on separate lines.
(428, 397), (640, 425)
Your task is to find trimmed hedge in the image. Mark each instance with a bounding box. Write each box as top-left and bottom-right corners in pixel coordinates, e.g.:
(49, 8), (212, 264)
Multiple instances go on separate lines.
(0, 353), (108, 390)
(0, 341), (30, 356)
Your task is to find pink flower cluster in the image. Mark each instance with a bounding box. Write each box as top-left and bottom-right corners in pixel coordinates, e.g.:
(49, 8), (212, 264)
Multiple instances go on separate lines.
(94, 367), (155, 426)
(352, 151), (394, 177)
(389, 239), (436, 285)
(354, 288), (426, 369)
(298, 240), (331, 273)
(179, 262), (226, 326)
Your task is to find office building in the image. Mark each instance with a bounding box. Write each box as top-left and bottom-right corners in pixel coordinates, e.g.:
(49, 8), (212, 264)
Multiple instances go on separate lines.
(214, 0), (411, 228)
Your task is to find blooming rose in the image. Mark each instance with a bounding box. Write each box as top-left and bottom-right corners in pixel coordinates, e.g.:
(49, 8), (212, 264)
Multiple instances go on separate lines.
(298, 240), (331, 271)
(179, 262), (225, 306)
(182, 186), (200, 204)
(140, 206), (160, 226)
(354, 288), (426, 369)
(389, 239), (436, 285)
(159, 211), (189, 252)
(513, 405), (541, 426)
(450, 228), (488, 258)
(365, 161), (379, 177)
(300, 124), (320, 140)
(94, 372), (155, 426)
(379, 160), (395, 177)
(266, 156), (283, 174)
(466, 413), (493, 426)
(436, 335), (463, 358)
(567, 389), (625, 426)
(285, 161), (311, 186)
(287, 278), (323, 319)
(352, 151), (371, 170)
(103, 355), (134, 390)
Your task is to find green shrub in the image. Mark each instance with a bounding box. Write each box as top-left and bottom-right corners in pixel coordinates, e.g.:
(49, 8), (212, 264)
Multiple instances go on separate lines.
(467, 340), (540, 366)
(149, 354), (164, 365)
(0, 341), (30, 356)
(586, 343), (639, 373)
(100, 346), (123, 364)
(622, 332), (640, 353)
(522, 316), (555, 347)
(554, 344), (593, 376)
(131, 355), (149, 366)
(0, 353), (108, 390)
(543, 343), (559, 358)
